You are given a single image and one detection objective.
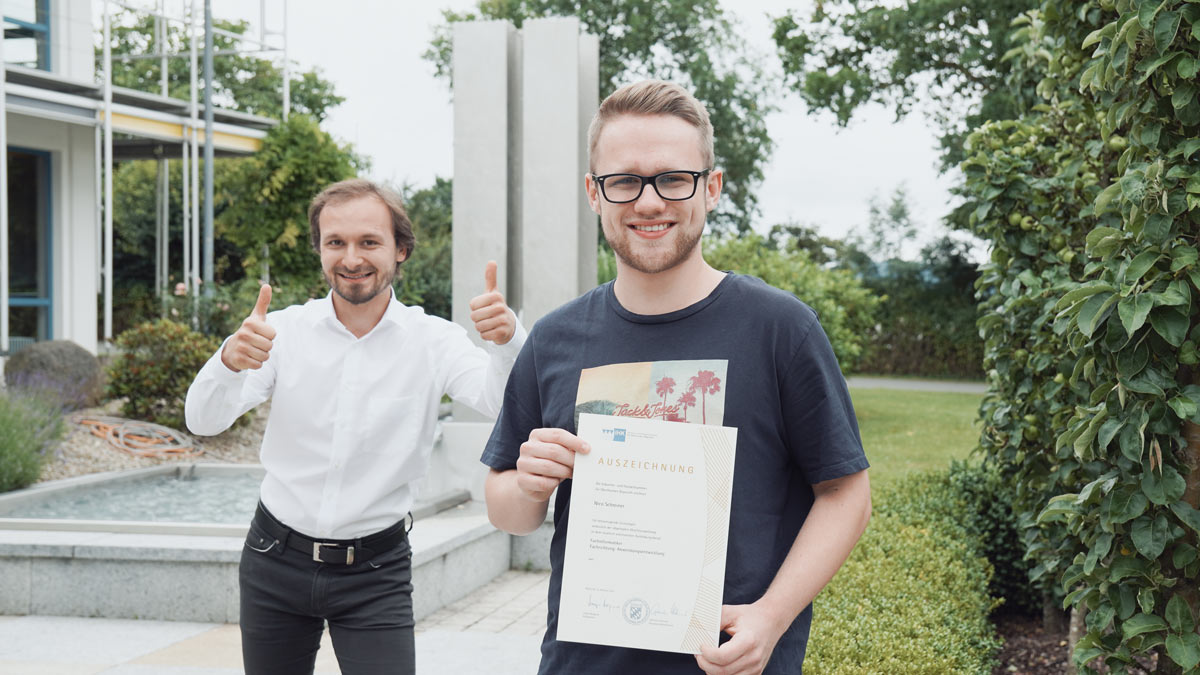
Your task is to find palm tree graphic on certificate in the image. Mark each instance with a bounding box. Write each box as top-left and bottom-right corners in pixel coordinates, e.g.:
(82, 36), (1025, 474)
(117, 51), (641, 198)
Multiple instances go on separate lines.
(573, 360), (728, 430)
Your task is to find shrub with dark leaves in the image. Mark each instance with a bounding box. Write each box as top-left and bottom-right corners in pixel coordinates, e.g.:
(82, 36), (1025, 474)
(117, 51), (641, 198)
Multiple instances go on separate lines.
(106, 319), (220, 429)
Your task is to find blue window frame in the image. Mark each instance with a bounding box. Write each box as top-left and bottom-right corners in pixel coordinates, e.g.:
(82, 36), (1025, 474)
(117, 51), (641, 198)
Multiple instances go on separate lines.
(4, 0), (51, 71)
(7, 147), (53, 346)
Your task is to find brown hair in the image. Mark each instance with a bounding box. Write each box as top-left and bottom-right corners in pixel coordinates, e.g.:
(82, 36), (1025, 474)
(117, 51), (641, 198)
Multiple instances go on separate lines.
(308, 178), (416, 264)
(586, 80), (715, 172)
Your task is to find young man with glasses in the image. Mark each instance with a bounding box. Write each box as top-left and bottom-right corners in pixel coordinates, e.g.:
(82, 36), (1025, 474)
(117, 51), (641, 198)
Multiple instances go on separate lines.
(186, 178), (524, 675)
(480, 80), (872, 674)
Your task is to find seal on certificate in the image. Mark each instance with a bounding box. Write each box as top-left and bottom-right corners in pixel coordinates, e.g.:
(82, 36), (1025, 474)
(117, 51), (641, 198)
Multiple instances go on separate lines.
(622, 598), (650, 625)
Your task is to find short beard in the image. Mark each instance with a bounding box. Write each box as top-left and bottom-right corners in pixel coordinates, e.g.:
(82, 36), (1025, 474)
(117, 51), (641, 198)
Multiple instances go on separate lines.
(327, 266), (395, 305)
(605, 224), (703, 275)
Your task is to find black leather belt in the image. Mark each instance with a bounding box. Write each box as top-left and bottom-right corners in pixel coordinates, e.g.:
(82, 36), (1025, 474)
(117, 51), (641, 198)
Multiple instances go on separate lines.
(253, 502), (409, 565)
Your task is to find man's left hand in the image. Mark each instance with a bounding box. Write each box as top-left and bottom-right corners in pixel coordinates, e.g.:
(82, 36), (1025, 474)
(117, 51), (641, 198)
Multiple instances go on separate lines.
(695, 602), (786, 675)
(469, 260), (516, 345)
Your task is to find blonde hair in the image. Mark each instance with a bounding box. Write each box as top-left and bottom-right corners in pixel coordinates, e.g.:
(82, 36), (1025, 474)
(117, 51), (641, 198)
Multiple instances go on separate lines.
(587, 80), (714, 172)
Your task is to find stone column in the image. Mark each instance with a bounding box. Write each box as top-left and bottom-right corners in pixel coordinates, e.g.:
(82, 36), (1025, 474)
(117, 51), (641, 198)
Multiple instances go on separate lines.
(437, 18), (598, 503)
(518, 17), (598, 327)
(450, 20), (519, 428)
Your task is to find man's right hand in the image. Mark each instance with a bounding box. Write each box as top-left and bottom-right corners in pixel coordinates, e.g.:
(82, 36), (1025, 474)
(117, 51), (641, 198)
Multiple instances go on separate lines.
(515, 428), (590, 502)
(220, 284), (276, 372)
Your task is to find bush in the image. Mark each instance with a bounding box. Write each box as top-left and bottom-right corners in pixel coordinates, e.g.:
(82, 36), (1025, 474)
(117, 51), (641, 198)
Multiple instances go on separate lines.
(704, 234), (881, 373)
(106, 319), (221, 429)
(4, 340), (104, 410)
(850, 238), (984, 380)
(163, 276), (324, 339)
(945, 462), (1040, 617)
(805, 469), (1001, 674)
(0, 392), (66, 492)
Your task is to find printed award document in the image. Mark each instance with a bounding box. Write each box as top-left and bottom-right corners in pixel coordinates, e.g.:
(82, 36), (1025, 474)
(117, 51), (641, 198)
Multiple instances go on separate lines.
(558, 412), (737, 654)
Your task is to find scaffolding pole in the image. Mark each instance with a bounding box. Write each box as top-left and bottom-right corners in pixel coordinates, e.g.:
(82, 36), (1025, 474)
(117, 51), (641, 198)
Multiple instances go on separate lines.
(190, 0), (200, 299)
(103, 2), (114, 342)
(1, 22), (9, 354)
(182, 135), (189, 296)
(282, 0), (289, 120)
(202, 0), (214, 291)
(93, 0), (285, 315)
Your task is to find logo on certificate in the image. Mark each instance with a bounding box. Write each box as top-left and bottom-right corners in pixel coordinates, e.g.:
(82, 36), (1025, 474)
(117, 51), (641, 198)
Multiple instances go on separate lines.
(602, 427), (627, 442)
(622, 598), (649, 625)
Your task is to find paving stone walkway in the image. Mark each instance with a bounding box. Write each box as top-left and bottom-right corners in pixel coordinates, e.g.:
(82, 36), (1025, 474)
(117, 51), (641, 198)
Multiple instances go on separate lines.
(0, 570), (550, 674)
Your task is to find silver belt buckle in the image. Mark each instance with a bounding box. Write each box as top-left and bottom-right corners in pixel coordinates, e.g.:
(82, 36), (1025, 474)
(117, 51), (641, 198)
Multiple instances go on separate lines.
(312, 542), (354, 564)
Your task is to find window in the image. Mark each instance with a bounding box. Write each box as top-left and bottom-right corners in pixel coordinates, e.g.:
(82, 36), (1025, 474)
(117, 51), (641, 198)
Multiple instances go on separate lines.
(7, 148), (52, 346)
(4, 0), (50, 71)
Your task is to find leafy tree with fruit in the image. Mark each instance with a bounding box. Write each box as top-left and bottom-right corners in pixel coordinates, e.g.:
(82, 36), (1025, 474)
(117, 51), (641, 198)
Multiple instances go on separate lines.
(964, 1), (1200, 671)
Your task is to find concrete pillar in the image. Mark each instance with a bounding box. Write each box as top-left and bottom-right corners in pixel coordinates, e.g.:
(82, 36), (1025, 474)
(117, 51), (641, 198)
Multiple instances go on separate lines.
(451, 21), (518, 341)
(438, 18), (599, 498)
(576, 32), (600, 296)
(449, 17), (598, 422)
(518, 17), (596, 326)
(451, 20), (520, 424)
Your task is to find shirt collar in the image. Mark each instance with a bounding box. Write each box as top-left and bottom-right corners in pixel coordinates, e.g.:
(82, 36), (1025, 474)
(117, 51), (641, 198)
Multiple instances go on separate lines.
(310, 287), (410, 336)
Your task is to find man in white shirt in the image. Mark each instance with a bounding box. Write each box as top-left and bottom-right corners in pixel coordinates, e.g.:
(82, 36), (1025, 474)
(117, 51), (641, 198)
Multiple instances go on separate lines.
(185, 178), (524, 675)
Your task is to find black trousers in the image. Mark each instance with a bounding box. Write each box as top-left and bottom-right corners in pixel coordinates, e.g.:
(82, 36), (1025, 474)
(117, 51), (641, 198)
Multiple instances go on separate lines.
(238, 505), (415, 675)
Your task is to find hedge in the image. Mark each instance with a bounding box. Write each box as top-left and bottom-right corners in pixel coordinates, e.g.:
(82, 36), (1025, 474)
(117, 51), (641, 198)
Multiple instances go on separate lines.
(805, 467), (1003, 674)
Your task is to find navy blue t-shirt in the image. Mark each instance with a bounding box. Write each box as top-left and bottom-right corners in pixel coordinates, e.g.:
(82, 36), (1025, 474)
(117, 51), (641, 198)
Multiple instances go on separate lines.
(481, 273), (869, 674)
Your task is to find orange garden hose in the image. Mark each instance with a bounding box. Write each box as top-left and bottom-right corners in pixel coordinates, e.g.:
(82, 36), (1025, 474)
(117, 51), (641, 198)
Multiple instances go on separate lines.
(72, 415), (201, 458)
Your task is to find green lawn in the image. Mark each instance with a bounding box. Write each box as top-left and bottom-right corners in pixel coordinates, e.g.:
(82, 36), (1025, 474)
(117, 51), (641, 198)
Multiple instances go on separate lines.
(849, 387), (983, 487)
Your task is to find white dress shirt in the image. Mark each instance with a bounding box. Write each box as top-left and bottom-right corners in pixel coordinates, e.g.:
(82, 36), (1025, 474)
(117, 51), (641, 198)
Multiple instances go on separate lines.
(185, 290), (526, 539)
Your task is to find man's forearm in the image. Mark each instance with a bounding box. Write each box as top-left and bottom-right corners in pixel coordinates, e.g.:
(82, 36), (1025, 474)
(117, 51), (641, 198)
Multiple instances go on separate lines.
(484, 468), (551, 535)
(757, 470), (872, 628)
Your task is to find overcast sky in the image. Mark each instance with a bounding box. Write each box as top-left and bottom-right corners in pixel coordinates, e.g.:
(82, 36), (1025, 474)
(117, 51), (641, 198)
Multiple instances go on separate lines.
(209, 0), (960, 253)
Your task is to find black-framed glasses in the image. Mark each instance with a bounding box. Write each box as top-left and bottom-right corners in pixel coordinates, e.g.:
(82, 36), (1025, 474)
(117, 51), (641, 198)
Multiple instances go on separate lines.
(592, 169), (711, 204)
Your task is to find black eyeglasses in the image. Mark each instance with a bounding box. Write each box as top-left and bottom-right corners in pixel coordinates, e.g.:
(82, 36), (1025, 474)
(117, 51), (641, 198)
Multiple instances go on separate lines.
(592, 169), (711, 204)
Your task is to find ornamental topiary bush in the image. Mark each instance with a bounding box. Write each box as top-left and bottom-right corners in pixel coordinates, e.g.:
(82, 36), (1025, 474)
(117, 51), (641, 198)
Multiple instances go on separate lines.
(4, 340), (104, 411)
(106, 319), (221, 430)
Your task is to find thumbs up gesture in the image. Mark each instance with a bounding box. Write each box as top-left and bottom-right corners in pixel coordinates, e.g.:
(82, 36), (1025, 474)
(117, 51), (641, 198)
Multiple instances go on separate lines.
(220, 284), (277, 372)
(469, 261), (516, 345)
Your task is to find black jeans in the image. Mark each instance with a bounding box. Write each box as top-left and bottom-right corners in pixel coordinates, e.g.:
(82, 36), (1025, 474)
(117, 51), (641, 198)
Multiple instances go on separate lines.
(238, 507), (415, 675)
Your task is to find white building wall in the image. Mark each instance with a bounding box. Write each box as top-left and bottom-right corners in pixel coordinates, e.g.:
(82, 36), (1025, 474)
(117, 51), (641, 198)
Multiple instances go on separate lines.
(8, 113), (99, 353)
(52, 0), (95, 82)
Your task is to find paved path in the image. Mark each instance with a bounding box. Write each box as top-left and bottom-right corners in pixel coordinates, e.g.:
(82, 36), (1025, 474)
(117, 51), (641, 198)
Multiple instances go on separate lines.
(0, 570), (550, 674)
(846, 375), (987, 394)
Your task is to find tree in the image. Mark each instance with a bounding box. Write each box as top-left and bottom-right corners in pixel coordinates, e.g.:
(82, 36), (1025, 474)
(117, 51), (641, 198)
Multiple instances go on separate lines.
(216, 114), (363, 285)
(396, 178), (454, 320)
(964, 1), (1200, 670)
(425, 0), (775, 233)
(859, 185), (920, 263)
(765, 221), (849, 267)
(771, 0), (1038, 171)
(101, 9), (343, 121)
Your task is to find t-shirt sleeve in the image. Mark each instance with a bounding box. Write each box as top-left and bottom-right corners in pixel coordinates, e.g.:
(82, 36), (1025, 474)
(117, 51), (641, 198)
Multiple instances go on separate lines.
(780, 318), (869, 484)
(481, 329), (544, 471)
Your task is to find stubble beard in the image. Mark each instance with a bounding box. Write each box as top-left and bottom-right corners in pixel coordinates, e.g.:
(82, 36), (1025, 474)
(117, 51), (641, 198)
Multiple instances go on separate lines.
(605, 222), (703, 275)
(327, 265), (395, 306)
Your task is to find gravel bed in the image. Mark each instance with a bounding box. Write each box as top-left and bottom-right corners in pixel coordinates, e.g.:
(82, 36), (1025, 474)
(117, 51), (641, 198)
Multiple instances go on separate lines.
(36, 400), (268, 484)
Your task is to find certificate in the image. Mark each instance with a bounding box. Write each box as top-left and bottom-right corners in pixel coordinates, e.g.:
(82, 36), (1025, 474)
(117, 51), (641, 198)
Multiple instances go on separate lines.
(558, 413), (737, 654)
